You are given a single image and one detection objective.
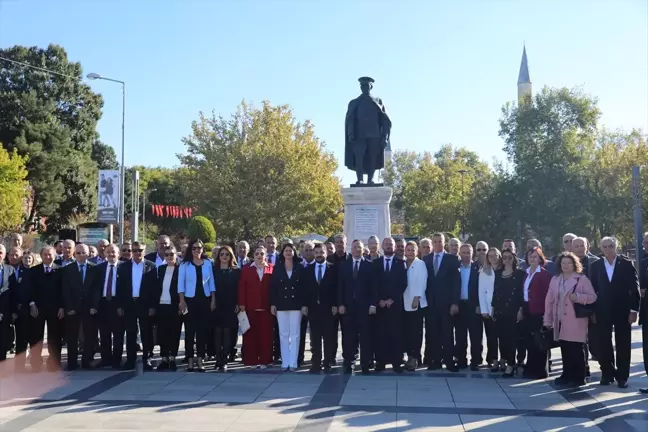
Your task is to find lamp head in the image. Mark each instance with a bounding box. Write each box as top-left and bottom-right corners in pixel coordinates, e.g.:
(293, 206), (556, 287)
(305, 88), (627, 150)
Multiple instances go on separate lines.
(86, 73), (102, 80)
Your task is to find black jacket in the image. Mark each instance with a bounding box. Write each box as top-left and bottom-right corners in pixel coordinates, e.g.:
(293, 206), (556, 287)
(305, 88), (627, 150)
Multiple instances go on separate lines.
(591, 255), (641, 320)
(61, 261), (99, 313)
(27, 263), (63, 312)
(270, 261), (305, 311)
(373, 256), (408, 306)
(338, 257), (376, 310)
(639, 257), (648, 325)
(423, 252), (461, 309)
(154, 264), (180, 309)
(0, 264), (16, 319)
(492, 269), (525, 319)
(465, 261), (481, 310)
(302, 261), (338, 310)
(9, 265), (29, 315)
(116, 259), (158, 309)
(328, 252), (350, 265)
(213, 267), (240, 328)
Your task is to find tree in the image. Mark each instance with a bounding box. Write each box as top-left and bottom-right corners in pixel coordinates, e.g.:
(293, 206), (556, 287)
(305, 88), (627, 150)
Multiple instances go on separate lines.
(91, 140), (119, 170)
(188, 216), (216, 243)
(0, 146), (29, 232)
(0, 44), (104, 232)
(383, 150), (422, 223)
(178, 101), (343, 241)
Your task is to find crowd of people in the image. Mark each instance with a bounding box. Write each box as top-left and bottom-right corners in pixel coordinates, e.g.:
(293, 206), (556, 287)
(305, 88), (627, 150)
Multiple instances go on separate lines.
(0, 231), (646, 393)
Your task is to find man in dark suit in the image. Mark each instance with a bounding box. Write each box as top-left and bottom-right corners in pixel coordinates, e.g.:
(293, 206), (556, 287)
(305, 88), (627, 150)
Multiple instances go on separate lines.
(373, 237), (408, 372)
(145, 235), (171, 267)
(423, 233), (461, 372)
(61, 244), (99, 370)
(338, 239), (376, 374)
(55, 240), (76, 267)
(7, 246), (30, 371)
(264, 235), (282, 363)
(455, 244), (483, 370)
(0, 245), (15, 362)
(117, 241), (157, 370)
(304, 243), (337, 373)
(27, 246), (64, 371)
(591, 236), (640, 389)
(328, 234), (351, 364)
(636, 235), (648, 394)
(94, 244), (124, 368)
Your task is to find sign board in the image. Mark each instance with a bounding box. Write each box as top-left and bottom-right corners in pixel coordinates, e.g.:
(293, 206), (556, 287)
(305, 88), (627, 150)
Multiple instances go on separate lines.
(97, 170), (120, 224)
(353, 206), (379, 241)
(77, 223), (113, 245)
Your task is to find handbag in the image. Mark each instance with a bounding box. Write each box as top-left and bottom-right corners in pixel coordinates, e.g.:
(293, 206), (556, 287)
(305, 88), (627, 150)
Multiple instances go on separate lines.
(534, 327), (554, 351)
(571, 277), (594, 318)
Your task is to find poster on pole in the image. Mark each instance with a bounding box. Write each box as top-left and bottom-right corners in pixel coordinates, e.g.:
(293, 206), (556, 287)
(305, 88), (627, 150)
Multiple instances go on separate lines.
(97, 170), (119, 224)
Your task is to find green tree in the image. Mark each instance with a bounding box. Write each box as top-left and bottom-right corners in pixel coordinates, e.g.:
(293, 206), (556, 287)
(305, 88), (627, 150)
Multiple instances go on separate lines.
(0, 44), (104, 232)
(91, 140), (119, 170)
(188, 216), (216, 243)
(178, 101), (343, 241)
(0, 146), (29, 232)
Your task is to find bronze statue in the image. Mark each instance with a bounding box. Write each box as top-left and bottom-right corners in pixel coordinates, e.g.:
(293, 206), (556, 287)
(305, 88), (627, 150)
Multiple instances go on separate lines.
(344, 76), (391, 185)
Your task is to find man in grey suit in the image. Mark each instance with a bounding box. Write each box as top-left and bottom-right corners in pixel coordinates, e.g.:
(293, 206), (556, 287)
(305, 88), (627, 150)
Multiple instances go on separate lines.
(236, 241), (251, 268)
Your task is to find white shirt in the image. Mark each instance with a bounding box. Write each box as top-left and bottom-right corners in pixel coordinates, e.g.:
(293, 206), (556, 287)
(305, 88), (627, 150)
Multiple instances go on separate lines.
(524, 266), (541, 302)
(384, 256), (394, 272)
(155, 254), (165, 268)
(160, 266), (174, 305)
(252, 262), (265, 281)
(604, 257), (616, 282)
(131, 260), (144, 298)
(287, 270), (293, 279)
(103, 262), (117, 297)
(404, 258), (428, 311)
(478, 269), (496, 316)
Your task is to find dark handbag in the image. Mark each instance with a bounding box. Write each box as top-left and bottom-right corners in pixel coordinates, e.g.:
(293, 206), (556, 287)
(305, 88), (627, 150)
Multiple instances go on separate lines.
(572, 277), (594, 318)
(534, 327), (553, 351)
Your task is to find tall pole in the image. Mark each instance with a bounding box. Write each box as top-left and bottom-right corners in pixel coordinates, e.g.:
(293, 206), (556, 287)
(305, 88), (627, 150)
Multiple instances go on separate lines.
(632, 166), (643, 262)
(458, 169), (467, 240)
(120, 82), (126, 245)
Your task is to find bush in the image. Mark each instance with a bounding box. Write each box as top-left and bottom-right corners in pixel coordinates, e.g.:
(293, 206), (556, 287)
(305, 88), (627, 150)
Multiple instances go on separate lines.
(187, 216), (216, 243)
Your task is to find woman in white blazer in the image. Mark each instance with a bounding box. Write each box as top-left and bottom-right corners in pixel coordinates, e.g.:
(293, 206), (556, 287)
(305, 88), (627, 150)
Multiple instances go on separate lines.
(478, 247), (502, 372)
(403, 241), (428, 371)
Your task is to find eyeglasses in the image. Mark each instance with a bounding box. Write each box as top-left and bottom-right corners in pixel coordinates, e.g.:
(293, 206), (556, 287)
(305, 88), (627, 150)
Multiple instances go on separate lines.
(121, 249), (131, 252)
(219, 252), (230, 257)
(192, 246), (203, 251)
(476, 248), (487, 252)
(132, 249), (143, 253)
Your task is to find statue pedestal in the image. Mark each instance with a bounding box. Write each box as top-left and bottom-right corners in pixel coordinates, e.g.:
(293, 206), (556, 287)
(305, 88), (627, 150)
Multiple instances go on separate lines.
(342, 186), (393, 251)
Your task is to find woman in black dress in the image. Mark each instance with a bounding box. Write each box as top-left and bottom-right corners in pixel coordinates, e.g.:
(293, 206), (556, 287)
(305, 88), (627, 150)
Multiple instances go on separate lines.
(492, 248), (525, 378)
(213, 245), (241, 371)
(154, 246), (182, 371)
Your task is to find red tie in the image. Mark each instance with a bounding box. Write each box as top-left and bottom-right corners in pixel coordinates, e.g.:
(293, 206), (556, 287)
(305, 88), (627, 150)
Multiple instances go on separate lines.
(106, 265), (114, 300)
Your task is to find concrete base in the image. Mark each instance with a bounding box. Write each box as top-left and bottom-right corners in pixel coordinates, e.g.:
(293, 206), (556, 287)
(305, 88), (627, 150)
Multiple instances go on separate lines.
(342, 186), (393, 250)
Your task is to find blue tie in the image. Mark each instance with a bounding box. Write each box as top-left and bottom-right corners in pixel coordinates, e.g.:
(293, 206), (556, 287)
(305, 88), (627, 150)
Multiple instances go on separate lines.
(79, 264), (85, 283)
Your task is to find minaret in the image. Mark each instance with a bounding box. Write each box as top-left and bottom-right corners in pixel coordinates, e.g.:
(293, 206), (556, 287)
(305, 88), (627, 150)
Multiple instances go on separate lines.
(517, 45), (532, 102)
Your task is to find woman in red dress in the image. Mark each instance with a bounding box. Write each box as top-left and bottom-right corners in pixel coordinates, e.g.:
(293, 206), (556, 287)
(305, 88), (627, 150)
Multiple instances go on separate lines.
(238, 246), (274, 368)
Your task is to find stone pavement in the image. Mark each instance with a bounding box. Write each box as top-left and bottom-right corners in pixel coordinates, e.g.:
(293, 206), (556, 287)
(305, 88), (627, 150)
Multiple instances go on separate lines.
(0, 326), (645, 431)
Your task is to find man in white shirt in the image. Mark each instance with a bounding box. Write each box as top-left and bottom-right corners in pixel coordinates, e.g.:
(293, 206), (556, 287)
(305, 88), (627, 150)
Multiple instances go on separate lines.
(94, 244), (123, 368)
(455, 244), (483, 371)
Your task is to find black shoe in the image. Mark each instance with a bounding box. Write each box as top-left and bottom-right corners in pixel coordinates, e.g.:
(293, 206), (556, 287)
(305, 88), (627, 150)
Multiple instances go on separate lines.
(361, 367), (371, 375)
(457, 362), (468, 370)
(375, 363), (385, 372)
(122, 361), (136, 370)
(136, 344), (142, 353)
(554, 376), (569, 386)
(157, 361), (169, 371)
(569, 381), (586, 388)
(600, 377), (614, 386)
(585, 367), (591, 377)
(169, 360), (177, 371)
(309, 366), (321, 374)
(323, 364), (331, 372)
(81, 362), (93, 370)
(393, 365), (403, 374)
(66, 364), (78, 372)
(96, 360), (112, 369)
(617, 380), (629, 389)
(343, 365), (352, 374)
(470, 364), (480, 372)
(639, 388), (648, 394)
(228, 353), (236, 362)
(446, 364), (459, 373)
(143, 360), (154, 371)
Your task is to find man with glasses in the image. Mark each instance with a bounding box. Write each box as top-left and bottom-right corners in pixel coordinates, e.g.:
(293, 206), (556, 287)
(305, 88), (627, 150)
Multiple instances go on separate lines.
(61, 244), (98, 370)
(119, 242), (132, 262)
(0, 245), (16, 362)
(475, 241), (489, 267)
(55, 240), (76, 267)
(117, 241), (157, 370)
(590, 236), (640, 389)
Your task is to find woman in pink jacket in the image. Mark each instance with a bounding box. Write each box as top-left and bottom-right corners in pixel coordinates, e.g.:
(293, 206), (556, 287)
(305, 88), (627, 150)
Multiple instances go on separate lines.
(544, 252), (597, 387)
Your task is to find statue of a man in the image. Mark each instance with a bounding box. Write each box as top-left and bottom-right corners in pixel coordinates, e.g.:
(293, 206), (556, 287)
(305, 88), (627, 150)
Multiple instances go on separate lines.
(344, 76), (392, 185)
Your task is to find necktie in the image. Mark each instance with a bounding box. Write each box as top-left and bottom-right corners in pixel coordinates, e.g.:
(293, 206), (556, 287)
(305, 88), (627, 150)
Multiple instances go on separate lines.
(106, 265), (114, 301)
(79, 264), (85, 283)
(317, 264), (323, 284)
(267, 254), (272, 265)
(385, 258), (391, 272)
(45, 266), (51, 274)
(353, 260), (359, 279)
(434, 254), (440, 276)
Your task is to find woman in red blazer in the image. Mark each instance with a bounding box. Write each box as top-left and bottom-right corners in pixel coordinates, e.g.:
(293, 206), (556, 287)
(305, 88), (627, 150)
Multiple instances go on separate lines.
(522, 247), (553, 379)
(238, 246), (274, 368)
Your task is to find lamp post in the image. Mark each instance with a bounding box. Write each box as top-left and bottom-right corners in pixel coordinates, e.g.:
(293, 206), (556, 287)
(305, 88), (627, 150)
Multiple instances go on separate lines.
(458, 169), (467, 241)
(87, 72), (126, 244)
(142, 188), (157, 240)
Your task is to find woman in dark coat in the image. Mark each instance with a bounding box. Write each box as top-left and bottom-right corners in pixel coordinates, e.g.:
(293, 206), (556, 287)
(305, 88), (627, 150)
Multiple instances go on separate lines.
(154, 246), (182, 371)
(213, 245), (241, 371)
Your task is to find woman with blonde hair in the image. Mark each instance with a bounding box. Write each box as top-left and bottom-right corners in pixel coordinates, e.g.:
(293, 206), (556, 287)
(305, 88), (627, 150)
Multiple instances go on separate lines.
(479, 247), (501, 372)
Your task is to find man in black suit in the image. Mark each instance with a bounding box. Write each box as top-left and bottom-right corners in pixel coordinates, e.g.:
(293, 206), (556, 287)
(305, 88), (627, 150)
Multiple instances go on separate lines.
(636, 235), (648, 394)
(94, 244), (124, 368)
(0, 245), (15, 362)
(591, 236), (640, 389)
(304, 243), (337, 373)
(117, 241), (157, 370)
(373, 237), (408, 372)
(338, 239), (376, 374)
(328, 234), (351, 364)
(454, 244), (483, 371)
(27, 246), (64, 371)
(61, 244), (99, 370)
(423, 233), (461, 372)
(145, 235), (171, 267)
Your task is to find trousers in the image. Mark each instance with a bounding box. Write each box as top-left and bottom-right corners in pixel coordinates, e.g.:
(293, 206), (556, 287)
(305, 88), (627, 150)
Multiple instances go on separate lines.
(277, 310), (302, 368)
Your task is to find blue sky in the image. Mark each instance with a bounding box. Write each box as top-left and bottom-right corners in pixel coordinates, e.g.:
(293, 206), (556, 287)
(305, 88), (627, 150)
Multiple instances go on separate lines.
(1, 0), (646, 186)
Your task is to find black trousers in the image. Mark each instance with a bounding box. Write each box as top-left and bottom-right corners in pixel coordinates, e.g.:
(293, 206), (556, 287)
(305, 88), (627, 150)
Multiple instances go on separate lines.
(0, 319), (8, 361)
(597, 314), (632, 381)
(214, 326), (233, 364)
(375, 303), (404, 367)
(496, 315), (517, 366)
(454, 300), (483, 366)
(643, 322), (648, 377)
(341, 307), (373, 367)
(32, 309), (64, 367)
(158, 304), (182, 358)
(587, 321), (599, 359)
(483, 317), (498, 363)
(560, 340), (586, 383)
(298, 315), (309, 364)
(229, 326), (238, 357)
(404, 308), (424, 358)
(98, 298), (123, 366)
(426, 305), (454, 366)
(65, 311), (97, 367)
(523, 314), (548, 378)
(516, 304), (529, 365)
(185, 295), (210, 359)
(124, 298), (152, 363)
(13, 311), (31, 358)
(309, 305), (335, 367)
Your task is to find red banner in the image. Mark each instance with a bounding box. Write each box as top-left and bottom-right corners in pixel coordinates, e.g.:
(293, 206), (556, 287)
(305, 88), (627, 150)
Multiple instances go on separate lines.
(150, 204), (195, 219)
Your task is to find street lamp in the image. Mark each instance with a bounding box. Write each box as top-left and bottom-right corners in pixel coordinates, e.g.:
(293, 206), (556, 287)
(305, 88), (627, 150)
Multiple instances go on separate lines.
(142, 188), (157, 240)
(458, 169), (468, 241)
(87, 72), (126, 244)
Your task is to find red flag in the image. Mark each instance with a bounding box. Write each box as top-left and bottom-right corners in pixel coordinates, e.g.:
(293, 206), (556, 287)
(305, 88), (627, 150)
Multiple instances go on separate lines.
(184, 207), (190, 218)
(165, 206), (171, 217)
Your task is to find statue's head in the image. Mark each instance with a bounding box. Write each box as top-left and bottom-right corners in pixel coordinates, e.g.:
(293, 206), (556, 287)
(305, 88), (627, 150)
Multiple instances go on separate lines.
(358, 76), (374, 96)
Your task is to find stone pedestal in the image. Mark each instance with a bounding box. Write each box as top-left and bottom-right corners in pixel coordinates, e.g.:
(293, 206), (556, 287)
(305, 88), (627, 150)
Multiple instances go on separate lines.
(342, 186), (392, 250)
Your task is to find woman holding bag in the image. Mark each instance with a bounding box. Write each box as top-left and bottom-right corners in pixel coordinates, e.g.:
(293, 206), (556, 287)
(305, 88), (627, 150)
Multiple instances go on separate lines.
(544, 252), (597, 387)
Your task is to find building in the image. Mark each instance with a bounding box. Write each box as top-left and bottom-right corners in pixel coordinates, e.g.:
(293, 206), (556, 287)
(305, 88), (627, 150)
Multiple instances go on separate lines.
(517, 45), (532, 102)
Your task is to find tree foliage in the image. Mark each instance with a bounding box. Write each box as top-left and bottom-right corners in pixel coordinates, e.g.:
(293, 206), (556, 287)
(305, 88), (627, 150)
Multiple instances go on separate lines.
(0, 146), (29, 232)
(178, 101), (343, 241)
(188, 216), (216, 243)
(0, 44), (104, 232)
